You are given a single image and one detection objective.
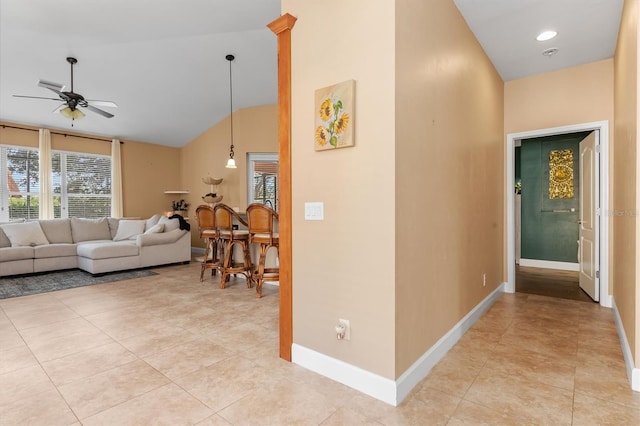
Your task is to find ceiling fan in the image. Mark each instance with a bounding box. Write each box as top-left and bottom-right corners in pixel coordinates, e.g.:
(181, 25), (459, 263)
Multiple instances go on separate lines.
(13, 57), (117, 123)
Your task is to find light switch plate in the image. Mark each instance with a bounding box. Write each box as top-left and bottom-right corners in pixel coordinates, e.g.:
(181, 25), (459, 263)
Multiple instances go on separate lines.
(304, 202), (324, 220)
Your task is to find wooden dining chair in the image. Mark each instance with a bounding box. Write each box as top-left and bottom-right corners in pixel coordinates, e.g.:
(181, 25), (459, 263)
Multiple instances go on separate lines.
(213, 203), (253, 288)
(246, 203), (279, 298)
(195, 205), (220, 281)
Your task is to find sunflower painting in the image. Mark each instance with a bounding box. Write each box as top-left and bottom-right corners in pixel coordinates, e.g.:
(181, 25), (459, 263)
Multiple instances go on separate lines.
(314, 80), (355, 151)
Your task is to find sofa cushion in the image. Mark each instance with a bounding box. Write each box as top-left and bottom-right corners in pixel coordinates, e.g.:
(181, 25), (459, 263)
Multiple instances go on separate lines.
(39, 219), (73, 244)
(0, 246), (35, 261)
(71, 218), (111, 243)
(77, 241), (139, 260)
(143, 223), (164, 235)
(113, 219), (146, 241)
(0, 222), (49, 247)
(158, 216), (180, 232)
(145, 214), (162, 231)
(34, 244), (78, 259)
(137, 228), (186, 247)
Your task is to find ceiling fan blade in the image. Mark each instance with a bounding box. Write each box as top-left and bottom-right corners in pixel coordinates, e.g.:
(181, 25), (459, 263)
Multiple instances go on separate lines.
(86, 100), (118, 108)
(38, 79), (65, 94)
(13, 94), (61, 101)
(83, 104), (114, 118)
(52, 103), (65, 114)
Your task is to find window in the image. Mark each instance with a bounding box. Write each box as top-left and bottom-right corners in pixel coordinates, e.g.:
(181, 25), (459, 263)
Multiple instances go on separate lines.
(0, 145), (111, 221)
(0, 146), (40, 221)
(53, 151), (112, 218)
(247, 153), (278, 211)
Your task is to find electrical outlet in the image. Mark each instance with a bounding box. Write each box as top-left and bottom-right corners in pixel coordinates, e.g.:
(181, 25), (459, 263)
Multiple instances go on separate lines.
(338, 319), (350, 340)
(482, 273), (486, 287)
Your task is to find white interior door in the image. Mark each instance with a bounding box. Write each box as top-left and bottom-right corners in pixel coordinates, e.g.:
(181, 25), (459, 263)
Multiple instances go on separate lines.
(579, 131), (599, 301)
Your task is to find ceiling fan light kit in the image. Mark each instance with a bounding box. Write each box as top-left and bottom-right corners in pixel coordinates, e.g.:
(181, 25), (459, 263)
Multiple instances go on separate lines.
(225, 54), (237, 169)
(12, 56), (117, 126)
(60, 106), (85, 120)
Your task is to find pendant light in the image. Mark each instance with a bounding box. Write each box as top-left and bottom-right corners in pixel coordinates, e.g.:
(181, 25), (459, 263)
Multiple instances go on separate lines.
(225, 54), (237, 169)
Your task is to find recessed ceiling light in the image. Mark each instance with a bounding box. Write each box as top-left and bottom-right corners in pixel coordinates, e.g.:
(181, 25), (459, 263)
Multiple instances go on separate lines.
(542, 48), (559, 57)
(537, 30), (558, 41)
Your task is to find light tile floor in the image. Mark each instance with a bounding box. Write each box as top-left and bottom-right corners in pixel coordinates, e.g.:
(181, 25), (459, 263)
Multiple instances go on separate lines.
(1, 262), (639, 425)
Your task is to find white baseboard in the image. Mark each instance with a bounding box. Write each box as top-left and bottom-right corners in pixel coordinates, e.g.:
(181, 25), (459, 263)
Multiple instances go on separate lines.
(292, 282), (506, 406)
(396, 282), (505, 403)
(291, 344), (397, 405)
(519, 259), (579, 271)
(612, 297), (640, 392)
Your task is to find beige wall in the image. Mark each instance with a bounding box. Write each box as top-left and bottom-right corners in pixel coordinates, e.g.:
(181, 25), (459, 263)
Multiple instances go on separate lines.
(395, 0), (505, 375)
(283, 0), (397, 378)
(0, 121), (180, 219)
(505, 60), (615, 136)
(283, 0), (504, 380)
(180, 105), (278, 248)
(613, 0), (639, 366)
(396, 0), (504, 376)
(119, 140), (183, 219)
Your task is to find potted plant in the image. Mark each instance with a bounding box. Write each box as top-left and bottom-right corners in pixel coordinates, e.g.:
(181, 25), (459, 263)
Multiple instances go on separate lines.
(171, 199), (190, 216)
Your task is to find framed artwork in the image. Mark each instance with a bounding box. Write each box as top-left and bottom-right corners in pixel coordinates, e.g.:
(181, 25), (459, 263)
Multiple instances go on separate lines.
(548, 149), (574, 199)
(314, 79), (355, 151)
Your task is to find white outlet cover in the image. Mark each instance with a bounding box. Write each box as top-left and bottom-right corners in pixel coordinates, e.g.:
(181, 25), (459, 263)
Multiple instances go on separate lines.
(339, 318), (350, 340)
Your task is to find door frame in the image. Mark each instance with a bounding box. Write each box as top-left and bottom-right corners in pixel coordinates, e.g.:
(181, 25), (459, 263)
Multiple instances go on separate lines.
(506, 120), (611, 308)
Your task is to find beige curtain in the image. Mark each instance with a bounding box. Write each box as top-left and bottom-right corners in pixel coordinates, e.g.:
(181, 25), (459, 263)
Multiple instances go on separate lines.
(38, 129), (54, 219)
(111, 139), (123, 218)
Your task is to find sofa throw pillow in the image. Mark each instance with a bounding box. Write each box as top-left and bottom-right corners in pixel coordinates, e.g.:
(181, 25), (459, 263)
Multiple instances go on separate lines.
(0, 221), (50, 247)
(158, 216), (180, 232)
(0, 219), (25, 248)
(107, 218), (120, 239)
(0, 228), (9, 248)
(39, 219), (73, 244)
(143, 223), (164, 235)
(0, 225), (11, 248)
(145, 214), (162, 232)
(70, 217), (112, 243)
(113, 220), (146, 241)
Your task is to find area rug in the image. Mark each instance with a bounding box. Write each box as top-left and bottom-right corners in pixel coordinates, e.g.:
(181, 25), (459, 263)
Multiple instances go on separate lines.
(0, 269), (158, 299)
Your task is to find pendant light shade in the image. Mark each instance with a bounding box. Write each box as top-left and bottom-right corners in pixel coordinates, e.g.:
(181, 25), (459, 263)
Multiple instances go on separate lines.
(225, 54), (236, 169)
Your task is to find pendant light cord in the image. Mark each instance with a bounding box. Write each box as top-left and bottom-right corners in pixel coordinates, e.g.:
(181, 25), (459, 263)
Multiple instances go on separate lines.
(228, 54), (234, 159)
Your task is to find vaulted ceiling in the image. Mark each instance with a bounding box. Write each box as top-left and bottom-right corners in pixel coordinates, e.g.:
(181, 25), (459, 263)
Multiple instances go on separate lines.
(0, 0), (281, 147)
(0, 0), (624, 147)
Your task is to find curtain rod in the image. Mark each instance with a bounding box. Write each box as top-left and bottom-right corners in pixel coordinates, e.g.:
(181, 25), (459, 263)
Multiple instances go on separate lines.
(1, 124), (123, 144)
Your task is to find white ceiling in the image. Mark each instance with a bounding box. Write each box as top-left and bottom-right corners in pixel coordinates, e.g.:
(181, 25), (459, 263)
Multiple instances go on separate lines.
(0, 0), (625, 147)
(454, 0), (624, 81)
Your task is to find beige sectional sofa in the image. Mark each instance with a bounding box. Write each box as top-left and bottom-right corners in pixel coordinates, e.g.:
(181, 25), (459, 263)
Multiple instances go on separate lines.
(0, 215), (191, 277)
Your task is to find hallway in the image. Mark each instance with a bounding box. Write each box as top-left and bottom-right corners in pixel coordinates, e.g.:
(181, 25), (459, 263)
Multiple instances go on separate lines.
(422, 291), (639, 424)
(515, 265), (594, 303)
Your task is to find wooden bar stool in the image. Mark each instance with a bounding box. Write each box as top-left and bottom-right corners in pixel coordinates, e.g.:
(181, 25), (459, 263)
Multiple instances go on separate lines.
(214, 203), (253, 288)
(246, 203), (279, 298)
(195, 205), (220, 281)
